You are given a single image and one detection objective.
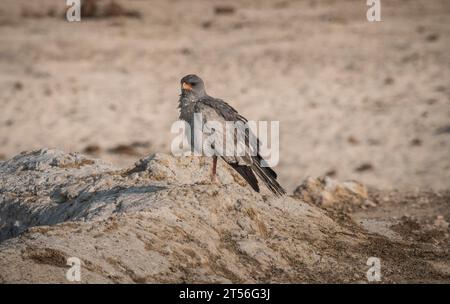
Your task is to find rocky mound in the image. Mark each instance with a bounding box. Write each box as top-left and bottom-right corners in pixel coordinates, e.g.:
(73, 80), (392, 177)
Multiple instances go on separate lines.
(0, 149), (448, 283)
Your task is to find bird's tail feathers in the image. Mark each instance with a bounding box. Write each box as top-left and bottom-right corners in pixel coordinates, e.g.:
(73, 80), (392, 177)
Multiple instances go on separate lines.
(252, 160), (286, 197)
(228, 163), (260, 193)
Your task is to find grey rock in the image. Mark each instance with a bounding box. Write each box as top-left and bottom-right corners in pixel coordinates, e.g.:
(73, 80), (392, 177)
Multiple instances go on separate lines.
(0, 149), (439, 283)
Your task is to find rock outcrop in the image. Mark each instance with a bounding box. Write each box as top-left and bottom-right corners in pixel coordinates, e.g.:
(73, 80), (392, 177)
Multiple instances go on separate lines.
(0, 149), (448, 283)
(293, 176), (370, 209)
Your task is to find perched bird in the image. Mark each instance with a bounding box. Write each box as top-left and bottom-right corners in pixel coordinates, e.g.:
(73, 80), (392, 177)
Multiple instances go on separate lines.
(178, 74), (286, 196)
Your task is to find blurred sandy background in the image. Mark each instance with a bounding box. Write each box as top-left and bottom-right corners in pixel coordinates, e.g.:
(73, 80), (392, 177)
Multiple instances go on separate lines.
(0, 0), (449, 192)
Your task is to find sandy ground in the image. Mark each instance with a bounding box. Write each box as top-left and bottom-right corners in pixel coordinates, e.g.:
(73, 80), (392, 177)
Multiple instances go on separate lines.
(0, 0), (449, 193)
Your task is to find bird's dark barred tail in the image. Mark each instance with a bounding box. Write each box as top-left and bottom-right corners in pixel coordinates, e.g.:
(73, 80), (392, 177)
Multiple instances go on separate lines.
(228, 163), (260, 193)
(252, 161), (286, 197)
(228, 159), (286, 197)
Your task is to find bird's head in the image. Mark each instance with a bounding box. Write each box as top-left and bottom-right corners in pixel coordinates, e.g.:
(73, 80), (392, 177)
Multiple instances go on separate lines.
(180, 74), (206, 97)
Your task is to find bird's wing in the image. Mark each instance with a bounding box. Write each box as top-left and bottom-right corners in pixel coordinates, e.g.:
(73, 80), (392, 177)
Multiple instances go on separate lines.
(196, 98), (258, 165)
(199, 96), (245, 121)
(194, 98), (259, 192)
(196, 97), (285, 196)
(198, 97), (260, 159)
(194, 100), (251, 166)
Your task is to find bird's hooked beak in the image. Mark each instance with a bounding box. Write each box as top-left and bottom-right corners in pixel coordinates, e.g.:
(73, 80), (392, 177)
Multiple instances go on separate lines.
(182, 82), (192, 91)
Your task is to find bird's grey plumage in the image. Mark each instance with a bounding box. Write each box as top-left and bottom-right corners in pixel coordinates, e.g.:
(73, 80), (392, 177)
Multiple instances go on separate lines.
(178, 74), (286, 196)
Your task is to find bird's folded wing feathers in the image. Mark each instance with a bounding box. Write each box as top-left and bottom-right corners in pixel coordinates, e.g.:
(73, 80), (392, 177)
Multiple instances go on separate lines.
(197, 97), (260, 157)
(195, 100), (254, 166)
(195, 96), (285, 196)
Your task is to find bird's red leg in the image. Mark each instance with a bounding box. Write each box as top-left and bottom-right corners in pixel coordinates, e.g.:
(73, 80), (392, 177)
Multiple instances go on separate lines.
(211, 156), (217, 182)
